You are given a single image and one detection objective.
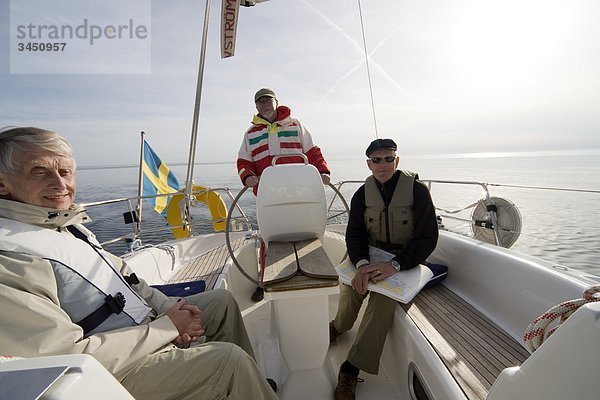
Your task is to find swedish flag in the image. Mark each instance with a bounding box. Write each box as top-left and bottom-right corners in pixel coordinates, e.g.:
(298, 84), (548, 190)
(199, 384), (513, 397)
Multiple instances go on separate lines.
(142, 140), (180, 214)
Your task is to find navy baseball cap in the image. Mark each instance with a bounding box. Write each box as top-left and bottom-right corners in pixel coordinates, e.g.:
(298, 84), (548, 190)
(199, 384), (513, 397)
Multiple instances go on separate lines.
(365, 138), (397, 157)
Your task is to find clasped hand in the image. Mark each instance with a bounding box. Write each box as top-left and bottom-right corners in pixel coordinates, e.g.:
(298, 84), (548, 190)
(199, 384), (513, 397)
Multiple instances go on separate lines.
(167, 299), (204, 346)
(351, 261), (395, 295)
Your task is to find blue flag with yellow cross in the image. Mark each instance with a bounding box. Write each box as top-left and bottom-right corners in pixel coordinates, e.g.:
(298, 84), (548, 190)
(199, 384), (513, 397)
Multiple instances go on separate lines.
(142, 140), (180, 214)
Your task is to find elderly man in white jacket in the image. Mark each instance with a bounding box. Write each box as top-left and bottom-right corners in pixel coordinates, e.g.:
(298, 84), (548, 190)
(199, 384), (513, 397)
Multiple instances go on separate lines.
(0, 127), (277, 400)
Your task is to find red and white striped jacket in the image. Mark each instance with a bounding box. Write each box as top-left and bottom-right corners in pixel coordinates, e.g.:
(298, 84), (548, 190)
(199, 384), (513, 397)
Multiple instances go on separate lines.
(237, 105), (330, 193)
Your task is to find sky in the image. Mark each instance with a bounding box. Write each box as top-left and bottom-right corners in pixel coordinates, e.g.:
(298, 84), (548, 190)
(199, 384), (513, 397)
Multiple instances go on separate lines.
(1, 0), (600, 167)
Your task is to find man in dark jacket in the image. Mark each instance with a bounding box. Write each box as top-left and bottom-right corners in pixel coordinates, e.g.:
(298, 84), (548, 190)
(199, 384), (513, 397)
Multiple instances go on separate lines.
(330, 138), (439, 400)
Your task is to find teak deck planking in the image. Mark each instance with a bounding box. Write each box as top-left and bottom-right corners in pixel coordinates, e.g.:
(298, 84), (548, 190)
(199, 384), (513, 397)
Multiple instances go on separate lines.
(401, 285), (530, 399)
(166, 238), (246, 290)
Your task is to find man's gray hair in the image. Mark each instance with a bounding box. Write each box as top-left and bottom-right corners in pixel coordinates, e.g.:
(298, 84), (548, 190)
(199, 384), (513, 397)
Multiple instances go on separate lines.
(0, 127), (75, 176)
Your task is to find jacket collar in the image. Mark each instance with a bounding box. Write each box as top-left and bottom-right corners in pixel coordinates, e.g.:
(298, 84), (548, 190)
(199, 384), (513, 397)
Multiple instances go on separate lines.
(374, 170), (401, 189)
(0, 199), (91, 228)
(253, 105), (292, 127)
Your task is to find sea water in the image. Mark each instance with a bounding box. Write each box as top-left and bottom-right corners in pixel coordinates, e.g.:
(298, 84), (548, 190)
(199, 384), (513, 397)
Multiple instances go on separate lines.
(75, 153), (600, 280)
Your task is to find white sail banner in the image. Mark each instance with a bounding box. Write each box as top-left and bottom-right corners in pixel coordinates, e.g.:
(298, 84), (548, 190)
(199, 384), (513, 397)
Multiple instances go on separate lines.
(221, 0), (240, 58)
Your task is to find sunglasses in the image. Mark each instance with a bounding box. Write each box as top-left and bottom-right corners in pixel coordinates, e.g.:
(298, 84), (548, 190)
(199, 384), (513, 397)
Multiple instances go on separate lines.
(368, 156), (396, 164)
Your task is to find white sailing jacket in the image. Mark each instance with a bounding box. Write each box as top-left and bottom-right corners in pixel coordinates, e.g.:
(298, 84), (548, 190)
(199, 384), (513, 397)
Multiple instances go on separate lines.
(0, 217), (152, 336)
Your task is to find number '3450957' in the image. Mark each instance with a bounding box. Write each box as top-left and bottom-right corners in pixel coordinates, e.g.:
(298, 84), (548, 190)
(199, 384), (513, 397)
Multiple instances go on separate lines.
(17, 42), (67, 51)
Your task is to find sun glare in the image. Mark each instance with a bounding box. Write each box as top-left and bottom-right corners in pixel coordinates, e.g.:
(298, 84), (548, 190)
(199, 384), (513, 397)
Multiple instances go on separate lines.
(451, 0), (571, 91)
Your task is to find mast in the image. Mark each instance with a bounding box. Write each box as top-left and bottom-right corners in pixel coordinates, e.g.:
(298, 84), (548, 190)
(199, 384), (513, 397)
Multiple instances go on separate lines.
(182, 0), (260, 233)
(183, 0), (212, 213)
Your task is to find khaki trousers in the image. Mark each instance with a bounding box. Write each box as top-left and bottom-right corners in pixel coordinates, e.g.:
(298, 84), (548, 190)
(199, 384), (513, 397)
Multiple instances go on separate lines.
(333, 283), (396, 374)
(121, 342), (277, 400)
(184, 288), (255, 359)
(121, 289), (275, 399)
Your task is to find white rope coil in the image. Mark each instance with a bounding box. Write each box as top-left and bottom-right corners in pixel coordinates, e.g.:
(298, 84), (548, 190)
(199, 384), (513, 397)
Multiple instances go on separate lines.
(523, 285), (600, 352)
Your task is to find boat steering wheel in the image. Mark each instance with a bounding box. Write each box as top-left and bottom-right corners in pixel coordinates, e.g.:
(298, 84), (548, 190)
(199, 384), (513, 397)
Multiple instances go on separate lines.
(225, 185), (261, 286)
(224, 181), (350, 287)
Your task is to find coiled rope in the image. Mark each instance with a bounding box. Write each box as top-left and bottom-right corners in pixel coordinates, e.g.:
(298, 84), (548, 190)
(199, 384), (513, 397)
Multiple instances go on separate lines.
(523, 285), (600, 352)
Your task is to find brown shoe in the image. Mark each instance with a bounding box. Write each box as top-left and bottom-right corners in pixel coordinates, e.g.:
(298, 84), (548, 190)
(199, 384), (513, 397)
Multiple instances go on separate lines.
(334, 370), (359, 400)
(329, 320), (340, 344)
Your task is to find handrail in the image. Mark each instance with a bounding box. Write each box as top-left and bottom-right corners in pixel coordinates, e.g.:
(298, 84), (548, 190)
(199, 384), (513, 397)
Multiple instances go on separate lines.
(424, 179), (600, 194)
(487, 182), (600, 194)
(80, 187), (253, 248)
(420, 179), (600, 246)
(80, 179), (600, 251)
(325, 178), (600, 248)
(421, 180), (501, 244)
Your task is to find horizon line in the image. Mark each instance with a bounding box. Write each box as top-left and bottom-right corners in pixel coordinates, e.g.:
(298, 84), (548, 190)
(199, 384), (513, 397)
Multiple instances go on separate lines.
(77, 148), (600, 170)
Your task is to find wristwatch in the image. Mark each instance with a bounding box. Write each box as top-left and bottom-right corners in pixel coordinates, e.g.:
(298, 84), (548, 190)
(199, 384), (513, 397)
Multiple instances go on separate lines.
(391, 260), (401, 272)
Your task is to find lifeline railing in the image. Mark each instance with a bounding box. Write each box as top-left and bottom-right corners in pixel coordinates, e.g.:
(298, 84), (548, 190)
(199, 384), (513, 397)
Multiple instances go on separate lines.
(326, 179), (600, 248)
(80, 186), (253, 249)
(80, 179), (600, 253)
(422, 179), (502, 245)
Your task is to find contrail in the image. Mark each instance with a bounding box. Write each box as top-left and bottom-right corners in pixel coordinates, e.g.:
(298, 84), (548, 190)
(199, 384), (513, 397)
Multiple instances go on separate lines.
(300, 0), (414, 102)
(300, 0), (365, 55)
(320, 26), (416, 103)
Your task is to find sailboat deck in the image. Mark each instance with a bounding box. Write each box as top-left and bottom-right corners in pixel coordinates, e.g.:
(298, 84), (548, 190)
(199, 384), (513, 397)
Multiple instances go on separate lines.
(164, 229), (529, 399)
(166, 238), (246, 290)
(401, 285), (530, 399)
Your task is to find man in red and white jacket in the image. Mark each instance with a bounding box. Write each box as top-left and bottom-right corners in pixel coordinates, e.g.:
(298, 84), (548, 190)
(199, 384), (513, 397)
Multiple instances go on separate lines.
(237, 88), (331, 194)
